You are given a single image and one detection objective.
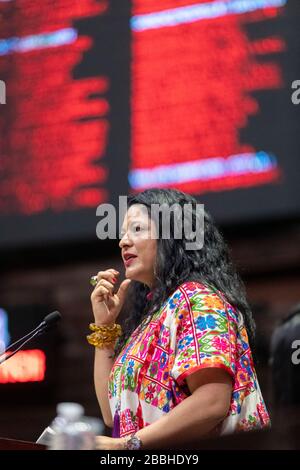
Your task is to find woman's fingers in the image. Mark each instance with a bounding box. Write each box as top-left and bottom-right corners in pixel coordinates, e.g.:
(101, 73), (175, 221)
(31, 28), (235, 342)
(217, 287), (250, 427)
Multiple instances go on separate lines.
(90, 269), (122, 323)
(98, 272), (118, 300)
(92, 269), (119, 300)
(97, 269), (119, 284)
(92, 284), (107, 301)
(96, 278), (115, 295)
(91, 270), (119, 302)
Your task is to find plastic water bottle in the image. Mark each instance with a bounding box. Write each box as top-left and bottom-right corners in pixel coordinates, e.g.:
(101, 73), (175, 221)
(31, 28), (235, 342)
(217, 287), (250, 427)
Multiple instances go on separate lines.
(48, 402), (95, 450)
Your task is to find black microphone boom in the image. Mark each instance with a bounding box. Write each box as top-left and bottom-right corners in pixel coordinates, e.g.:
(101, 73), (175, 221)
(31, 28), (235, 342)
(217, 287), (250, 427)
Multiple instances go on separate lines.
(0, 310), (61, 365)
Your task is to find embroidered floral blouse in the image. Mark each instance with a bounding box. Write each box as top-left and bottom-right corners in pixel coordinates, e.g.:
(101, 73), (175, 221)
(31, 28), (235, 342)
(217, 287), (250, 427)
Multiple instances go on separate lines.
(108, 281), (270, 437)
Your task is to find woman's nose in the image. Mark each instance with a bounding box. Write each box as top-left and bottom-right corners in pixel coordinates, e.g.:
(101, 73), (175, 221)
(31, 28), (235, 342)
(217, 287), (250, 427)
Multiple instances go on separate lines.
(119, 233), (132, 248)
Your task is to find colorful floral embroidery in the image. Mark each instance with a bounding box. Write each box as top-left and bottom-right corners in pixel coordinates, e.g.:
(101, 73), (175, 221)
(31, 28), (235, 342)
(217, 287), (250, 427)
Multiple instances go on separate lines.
(108, 281), (271, 437)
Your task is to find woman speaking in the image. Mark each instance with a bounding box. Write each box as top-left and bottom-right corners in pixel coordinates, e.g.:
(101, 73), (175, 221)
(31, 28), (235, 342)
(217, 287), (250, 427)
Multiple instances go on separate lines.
(88, 188), (270, 450)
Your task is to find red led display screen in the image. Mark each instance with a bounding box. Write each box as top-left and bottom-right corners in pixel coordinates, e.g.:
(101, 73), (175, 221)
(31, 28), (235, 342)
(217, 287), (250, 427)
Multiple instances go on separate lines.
(0, 0), (131, 246)
(130, 0), (285, 193)
(0, 0), (299, 246)
(0, 0), (110, 216)
(130, 0), (300, 222)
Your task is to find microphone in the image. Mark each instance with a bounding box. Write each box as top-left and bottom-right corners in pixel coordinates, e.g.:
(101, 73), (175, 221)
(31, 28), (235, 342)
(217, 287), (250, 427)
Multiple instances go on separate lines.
(39, 311), (62, 331)
(0, 310), (61, 365)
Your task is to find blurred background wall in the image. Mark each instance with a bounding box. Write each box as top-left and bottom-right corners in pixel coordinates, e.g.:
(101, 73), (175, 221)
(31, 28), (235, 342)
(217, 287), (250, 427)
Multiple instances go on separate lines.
(0, 0), (300, 442)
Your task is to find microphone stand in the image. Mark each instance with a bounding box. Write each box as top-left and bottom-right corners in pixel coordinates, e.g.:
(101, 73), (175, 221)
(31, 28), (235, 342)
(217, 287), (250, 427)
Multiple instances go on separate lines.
(1, 322), (44, 352)
(0, 325), (47, 365)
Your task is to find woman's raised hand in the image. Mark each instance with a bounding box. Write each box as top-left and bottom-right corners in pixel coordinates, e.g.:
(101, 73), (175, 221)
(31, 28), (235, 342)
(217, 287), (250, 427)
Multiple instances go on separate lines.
(90, 269), (131, 326)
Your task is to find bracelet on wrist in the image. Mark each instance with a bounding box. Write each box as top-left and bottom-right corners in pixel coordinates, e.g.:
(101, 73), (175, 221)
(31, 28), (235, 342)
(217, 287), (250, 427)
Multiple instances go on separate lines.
(89, 322), (118, 332)
(87, 322), (122, 349)
(124, 434), (143, 450)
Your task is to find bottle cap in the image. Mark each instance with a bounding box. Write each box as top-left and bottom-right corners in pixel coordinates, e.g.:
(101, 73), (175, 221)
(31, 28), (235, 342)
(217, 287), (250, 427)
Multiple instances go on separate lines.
(56, 402), (84, 421)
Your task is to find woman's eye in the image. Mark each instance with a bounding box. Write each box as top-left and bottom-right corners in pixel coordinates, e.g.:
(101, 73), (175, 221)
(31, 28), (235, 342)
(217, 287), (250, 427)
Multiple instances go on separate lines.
(133, 225), (141, 232)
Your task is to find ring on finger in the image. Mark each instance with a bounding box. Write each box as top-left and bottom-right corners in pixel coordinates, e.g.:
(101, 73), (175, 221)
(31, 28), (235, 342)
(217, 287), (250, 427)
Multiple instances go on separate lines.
(90, 275), (98, 287)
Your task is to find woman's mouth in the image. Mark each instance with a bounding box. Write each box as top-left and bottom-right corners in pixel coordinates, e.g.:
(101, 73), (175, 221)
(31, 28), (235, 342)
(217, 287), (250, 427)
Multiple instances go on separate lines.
(123, 254), (138, 267)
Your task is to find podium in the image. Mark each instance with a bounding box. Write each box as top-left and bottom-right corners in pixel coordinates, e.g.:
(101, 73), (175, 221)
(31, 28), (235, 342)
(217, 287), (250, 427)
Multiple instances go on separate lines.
(1, 428), (299, 450)
(0, 412), (299, 450)
(0, 438), (46, 450)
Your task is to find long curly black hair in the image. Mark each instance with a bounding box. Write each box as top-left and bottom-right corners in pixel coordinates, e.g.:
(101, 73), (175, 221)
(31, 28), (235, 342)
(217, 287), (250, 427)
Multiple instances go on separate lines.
(115, 188), (256, 357)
